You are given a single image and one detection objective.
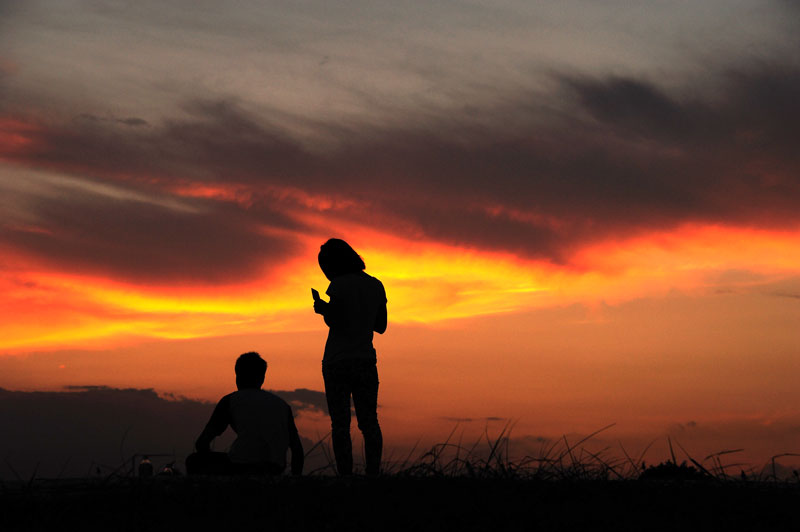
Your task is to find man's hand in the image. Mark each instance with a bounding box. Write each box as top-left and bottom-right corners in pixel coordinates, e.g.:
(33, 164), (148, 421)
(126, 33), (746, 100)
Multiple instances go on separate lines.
(195, 432), (212, 453)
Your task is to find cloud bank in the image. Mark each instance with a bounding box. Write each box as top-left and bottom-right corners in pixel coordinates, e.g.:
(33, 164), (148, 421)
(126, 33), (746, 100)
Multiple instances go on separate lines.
(0, 386), (325, 479)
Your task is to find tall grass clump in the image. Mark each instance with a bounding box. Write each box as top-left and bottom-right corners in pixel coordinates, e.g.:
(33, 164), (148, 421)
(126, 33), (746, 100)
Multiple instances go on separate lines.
(373, 424), (800, 483)
(379, 423), (632, 481)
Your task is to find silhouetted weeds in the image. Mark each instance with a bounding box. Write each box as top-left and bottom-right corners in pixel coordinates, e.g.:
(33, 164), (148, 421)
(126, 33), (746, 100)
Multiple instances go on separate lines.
(390, 422), (626, 481)
(3, 424), (799, 485)
(639, 461), (707, 482)
(4, 426), (800, 531)
(374, 425), (800, 485)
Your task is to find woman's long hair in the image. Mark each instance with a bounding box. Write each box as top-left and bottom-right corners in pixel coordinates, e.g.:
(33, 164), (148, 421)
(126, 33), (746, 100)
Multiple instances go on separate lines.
(318, 238), (365, 280)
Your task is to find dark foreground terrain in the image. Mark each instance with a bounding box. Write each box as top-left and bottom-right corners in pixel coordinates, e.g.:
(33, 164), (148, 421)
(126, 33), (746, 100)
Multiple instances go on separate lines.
(2, 476), (800, 531)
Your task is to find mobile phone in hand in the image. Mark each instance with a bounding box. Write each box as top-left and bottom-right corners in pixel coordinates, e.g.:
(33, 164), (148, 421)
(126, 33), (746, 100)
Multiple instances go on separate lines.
(311, 288), (321, 302)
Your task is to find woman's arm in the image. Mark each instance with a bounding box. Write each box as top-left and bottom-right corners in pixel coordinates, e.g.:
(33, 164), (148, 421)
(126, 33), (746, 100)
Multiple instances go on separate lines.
(374, 303), (387, 334)
(374, 279), (387, 334)
(314, 281), (344, 328)
(314, 299), (341, 328)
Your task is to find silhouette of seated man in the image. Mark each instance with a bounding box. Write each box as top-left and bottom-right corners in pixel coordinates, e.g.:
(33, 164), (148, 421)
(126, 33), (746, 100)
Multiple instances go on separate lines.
(186, 352), (304, 476)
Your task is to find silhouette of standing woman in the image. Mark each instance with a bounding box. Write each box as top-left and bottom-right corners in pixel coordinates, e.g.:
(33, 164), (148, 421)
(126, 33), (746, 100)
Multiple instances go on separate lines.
(313, 239), (387, 476)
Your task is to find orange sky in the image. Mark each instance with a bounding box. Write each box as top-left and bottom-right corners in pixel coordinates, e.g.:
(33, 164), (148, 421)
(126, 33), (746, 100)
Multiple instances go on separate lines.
(3, 0), (800, 468)
(2, 222), (799, 351)
(3, 221), (800, 467)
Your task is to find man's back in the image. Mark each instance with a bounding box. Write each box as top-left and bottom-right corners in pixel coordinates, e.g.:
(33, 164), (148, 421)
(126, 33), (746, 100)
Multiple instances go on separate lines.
(199, 389), (295, 469)
(228, 389), (292, 466)
(191, 352), (304, 476)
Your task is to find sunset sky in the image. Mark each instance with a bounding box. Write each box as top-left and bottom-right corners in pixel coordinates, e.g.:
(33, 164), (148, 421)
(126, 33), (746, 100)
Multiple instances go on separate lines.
(2, 1), (800, 469)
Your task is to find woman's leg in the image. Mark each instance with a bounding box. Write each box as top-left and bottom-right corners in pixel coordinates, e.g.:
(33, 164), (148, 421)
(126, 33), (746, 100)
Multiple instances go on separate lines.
(323, 364), (353, 476)
(352, 361), (382, 476)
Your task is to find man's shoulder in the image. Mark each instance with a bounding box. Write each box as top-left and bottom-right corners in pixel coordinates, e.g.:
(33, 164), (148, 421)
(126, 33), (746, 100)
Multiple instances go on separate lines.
(260, 389), (288, 402)
(216, 392), (235, 406)
(230, 389), (291, 413)
(258, 389), (292, 410)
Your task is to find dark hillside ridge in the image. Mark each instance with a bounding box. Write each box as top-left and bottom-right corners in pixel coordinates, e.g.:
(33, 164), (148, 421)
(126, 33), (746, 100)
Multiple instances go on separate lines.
(3, 476), (799, 531)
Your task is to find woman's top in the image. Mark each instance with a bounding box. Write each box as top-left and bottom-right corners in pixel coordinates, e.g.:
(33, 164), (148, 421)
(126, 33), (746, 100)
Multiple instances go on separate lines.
(323, 271), (387, 365)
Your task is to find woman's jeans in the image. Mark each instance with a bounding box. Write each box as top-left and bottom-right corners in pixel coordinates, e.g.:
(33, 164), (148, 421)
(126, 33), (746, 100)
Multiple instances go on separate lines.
(323, 358), (383, 476)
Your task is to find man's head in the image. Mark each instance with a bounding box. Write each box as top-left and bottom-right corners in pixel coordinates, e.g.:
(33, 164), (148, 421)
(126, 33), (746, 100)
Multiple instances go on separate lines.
(235, 351), (267, 390)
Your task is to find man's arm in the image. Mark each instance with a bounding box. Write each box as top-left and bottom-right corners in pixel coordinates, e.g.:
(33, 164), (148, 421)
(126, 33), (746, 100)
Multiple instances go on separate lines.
(287, 406), (304, 475)
(195, 395), (231, 452)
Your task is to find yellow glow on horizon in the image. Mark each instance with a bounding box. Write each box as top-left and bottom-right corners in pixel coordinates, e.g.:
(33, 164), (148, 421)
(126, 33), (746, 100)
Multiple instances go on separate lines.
(2, 223), (800, 352)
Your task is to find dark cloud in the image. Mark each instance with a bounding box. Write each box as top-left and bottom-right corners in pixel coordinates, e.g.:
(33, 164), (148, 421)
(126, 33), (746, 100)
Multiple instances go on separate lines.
(567, 76), (706, 143)
(272, 387), (329, 415)
(116, 117), (149, 127)
(4, 63), (800, 271)
(0, 386), (325, 480)
(17, 103), (305, 184)
(569, 68), (800, 164)
(0, 386), (211, 479)
(772, 292), (800, 300)
(0, 180), (300, 284)
(76, 113), (103, 123)
(76, 114), (149, 127)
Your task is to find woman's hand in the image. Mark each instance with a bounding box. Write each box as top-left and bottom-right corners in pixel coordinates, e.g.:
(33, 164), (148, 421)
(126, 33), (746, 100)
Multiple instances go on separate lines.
(314, 299), (328, 315)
